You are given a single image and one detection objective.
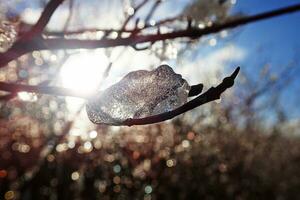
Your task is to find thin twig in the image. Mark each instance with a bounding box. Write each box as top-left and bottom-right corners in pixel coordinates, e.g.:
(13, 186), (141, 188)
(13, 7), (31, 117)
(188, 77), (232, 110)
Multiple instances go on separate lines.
(145, 0), (162, 24)
(40, 16), (179, 36)
(0, 0), (65, 67)
(62, 0), (75, 31)
(120, 0), (149, 31)
(25, 0), (65, 38)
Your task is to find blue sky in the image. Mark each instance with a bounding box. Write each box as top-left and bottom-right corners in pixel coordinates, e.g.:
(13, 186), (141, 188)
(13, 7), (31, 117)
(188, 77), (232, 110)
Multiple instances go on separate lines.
(233, 0), (300, 64)
(231, 1), (300, 119)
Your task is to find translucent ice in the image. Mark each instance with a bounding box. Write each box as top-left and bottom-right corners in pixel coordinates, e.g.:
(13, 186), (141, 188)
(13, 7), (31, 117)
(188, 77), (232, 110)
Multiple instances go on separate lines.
(0, 21), (17, 52)
(86, 65), (190, 125)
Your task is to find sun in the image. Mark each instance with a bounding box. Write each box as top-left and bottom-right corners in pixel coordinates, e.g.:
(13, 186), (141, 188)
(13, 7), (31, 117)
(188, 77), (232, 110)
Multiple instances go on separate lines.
(60, 50), (109, 93)
(59, 50), (110, 113)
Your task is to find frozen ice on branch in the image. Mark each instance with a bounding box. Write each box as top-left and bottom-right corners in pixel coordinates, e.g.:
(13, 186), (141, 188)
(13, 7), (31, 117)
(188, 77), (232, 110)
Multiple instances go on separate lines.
(86, 65), (240, 126)
(86, 65), (190, 125)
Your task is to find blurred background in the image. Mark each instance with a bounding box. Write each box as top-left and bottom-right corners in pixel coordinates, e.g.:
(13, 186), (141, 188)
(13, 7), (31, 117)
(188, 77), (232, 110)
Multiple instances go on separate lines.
(1, 0), (300, 199)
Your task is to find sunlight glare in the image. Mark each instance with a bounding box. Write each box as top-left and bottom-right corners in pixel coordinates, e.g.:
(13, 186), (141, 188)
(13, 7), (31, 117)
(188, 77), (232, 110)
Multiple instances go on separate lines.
(60, 50), (109, 114)
(18, 92), (37, 102)
(60, 51), (109, 93)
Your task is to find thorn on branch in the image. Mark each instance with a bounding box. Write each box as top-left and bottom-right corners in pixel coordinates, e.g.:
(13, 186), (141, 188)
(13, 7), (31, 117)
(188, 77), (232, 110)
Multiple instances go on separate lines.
(188, 84), (203, 97)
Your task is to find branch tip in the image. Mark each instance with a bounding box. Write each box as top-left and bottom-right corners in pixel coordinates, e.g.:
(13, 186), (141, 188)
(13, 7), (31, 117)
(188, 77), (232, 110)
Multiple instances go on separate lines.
(231, 66), (240, 79)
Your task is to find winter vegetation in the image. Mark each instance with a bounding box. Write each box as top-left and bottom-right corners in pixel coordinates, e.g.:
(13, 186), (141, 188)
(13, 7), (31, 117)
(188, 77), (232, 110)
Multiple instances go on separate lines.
(1, 0), (300, 199)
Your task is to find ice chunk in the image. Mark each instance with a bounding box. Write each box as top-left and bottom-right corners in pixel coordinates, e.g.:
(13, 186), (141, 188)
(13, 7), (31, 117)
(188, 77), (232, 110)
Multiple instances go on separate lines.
(0, 21), (17, 52)
(86, 65), (190, 125)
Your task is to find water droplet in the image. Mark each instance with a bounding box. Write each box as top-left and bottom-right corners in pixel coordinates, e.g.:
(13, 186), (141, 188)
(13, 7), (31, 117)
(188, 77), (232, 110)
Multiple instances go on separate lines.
(71, 171), (80, 181)
(149, 20), (156, 26)
(198, 23), (205, 29)
(126, 6), (135, 16)
(89, 130), (97, 139)
(113, 165), (121, 173)
(145, 185), (152, 194)
(209, 38), (217, 46)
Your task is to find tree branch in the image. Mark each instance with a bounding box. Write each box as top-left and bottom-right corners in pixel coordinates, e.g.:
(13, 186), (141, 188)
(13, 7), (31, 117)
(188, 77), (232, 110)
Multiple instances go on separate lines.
(122, 67), (240, 126)
(26, 3), (300, 51)
(0, 3), (300, 67)
(0, 0), (64, 67)
(39, 16), (179, 36)
(0, 80), (50, 101)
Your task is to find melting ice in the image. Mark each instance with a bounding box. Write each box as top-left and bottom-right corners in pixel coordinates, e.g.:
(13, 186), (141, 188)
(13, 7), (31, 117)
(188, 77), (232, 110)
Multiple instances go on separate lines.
(86, 65), (190, 125)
